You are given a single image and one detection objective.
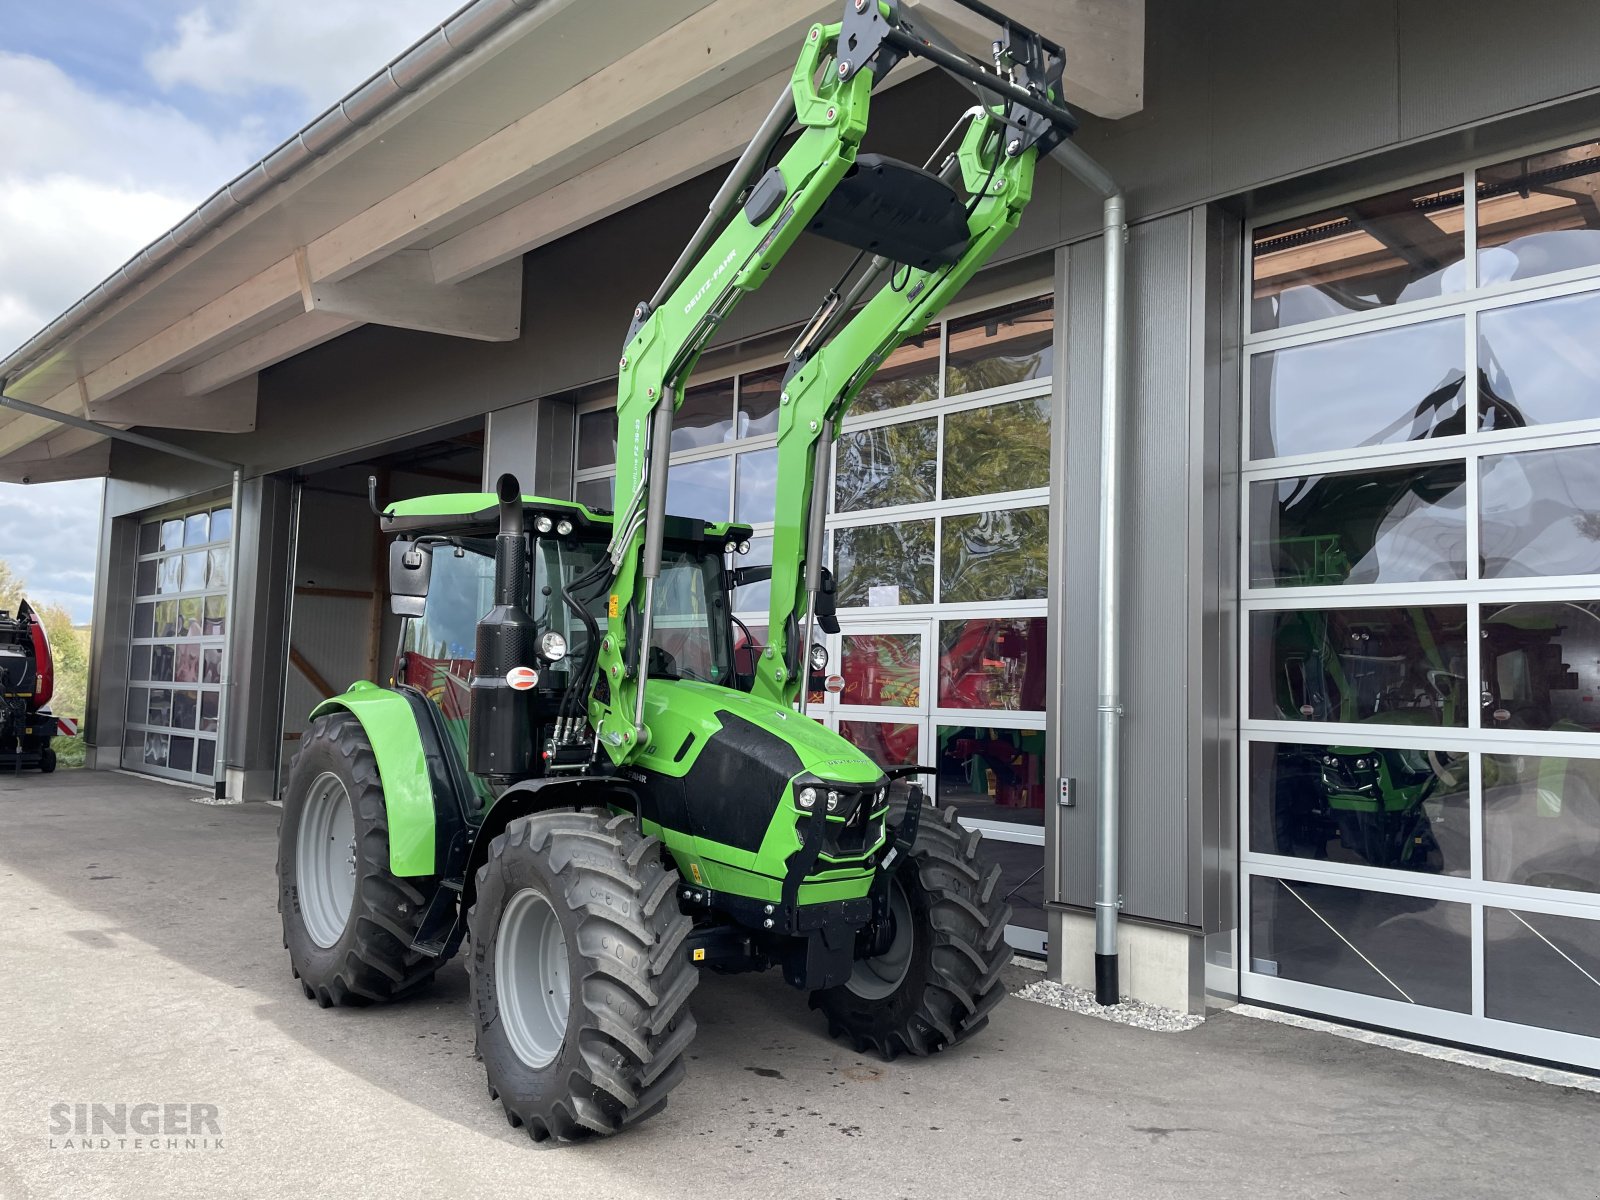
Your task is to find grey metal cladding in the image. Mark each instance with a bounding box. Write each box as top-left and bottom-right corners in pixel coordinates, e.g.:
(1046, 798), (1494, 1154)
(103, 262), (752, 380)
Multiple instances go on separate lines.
(1058, 212), (1200, 925)
(1398, 0), (1600, 140)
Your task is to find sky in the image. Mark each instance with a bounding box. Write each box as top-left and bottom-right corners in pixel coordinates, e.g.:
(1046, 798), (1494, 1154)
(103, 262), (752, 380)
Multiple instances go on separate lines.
(0, 0), (466, 620)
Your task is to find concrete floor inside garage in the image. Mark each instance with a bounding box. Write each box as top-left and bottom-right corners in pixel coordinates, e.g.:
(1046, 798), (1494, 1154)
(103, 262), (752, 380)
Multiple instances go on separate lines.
(3, 770), (1598, 1200)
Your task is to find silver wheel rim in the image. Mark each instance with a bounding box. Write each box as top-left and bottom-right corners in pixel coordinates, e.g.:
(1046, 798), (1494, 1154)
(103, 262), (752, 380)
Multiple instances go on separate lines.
(296, 770), (356, 948)
(496, 888), (571, 1069)
(848, 877), (915, 1000)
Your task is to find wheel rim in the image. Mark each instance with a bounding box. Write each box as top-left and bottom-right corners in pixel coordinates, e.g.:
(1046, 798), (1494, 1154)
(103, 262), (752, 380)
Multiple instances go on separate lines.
(496, 888), (571, 1069)
(296, 770), (357, 948)
(848, 877), (915, 1000)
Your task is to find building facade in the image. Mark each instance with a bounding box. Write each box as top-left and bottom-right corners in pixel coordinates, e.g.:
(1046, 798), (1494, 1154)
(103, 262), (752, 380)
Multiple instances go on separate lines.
(7, 0), (1600, 1069)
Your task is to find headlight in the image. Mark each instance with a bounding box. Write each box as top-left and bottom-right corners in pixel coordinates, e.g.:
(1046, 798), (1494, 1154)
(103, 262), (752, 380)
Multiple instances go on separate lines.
(809, 642), (829, 672)
(725, 540), (738, 554)
(826, 790), (840, 813)
(737, 540), (751, 555)
(534, 515), (554, 534)
(556, 518), (573, 536)
(539, 631), (567, 662)
(797, 786), (818, 810)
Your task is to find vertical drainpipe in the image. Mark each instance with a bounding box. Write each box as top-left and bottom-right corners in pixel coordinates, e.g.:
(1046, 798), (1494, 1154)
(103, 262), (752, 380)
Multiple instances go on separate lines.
(1050, 143), (1128, 1006)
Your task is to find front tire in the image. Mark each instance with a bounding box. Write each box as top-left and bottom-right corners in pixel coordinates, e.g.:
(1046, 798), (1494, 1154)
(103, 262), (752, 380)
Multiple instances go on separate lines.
(470, 810), (697, 1141)
(278, 712), (446, 1006)
(810, 802), (1012, 1059)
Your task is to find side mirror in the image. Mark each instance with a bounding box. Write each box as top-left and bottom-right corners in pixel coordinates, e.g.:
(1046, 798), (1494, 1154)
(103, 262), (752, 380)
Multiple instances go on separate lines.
(816, 566), (839, 635)
(389, 539), (431, 617)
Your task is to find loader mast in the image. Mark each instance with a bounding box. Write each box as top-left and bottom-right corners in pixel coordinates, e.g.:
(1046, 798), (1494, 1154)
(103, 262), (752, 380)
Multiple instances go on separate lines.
(583, 1), (1078, 759)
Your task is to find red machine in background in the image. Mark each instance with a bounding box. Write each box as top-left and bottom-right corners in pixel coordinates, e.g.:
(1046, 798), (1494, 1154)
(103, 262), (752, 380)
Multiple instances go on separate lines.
(0, 600), (66, 772)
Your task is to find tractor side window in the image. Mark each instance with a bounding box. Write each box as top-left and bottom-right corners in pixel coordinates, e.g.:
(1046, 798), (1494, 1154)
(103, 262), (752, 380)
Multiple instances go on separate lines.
(650, 550), (732, 685)
(400, 541), (495, 722)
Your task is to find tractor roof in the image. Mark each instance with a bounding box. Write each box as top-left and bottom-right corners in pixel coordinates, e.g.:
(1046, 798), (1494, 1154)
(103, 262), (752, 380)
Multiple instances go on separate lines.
(380, 491), (752, 548)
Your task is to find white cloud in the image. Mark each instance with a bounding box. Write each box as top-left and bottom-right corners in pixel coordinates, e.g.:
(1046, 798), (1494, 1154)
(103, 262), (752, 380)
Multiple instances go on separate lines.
(0, 478), (104, 622)
(146, 0), (466, 111)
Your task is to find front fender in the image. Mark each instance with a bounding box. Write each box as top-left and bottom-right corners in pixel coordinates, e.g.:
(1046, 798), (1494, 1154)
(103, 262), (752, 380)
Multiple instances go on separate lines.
(310, 681), (435, 877)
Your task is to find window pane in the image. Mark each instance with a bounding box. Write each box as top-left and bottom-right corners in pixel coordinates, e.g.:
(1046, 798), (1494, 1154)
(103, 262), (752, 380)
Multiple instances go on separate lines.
(943, 397), (1050, 500)
(126, 687), (148, 726)
(183, 552), (207, 593)
(577, 408), (617, 470)
(158, 554), (183, 594)
(150, 645), (175, 682)
(834, 418), (936, 512)
(944, 297), (1054, 395)
(1248, 741), (1470, 875)
(935, 724), (1047, 827)
(1248, 606), (1469, 726)
(133, 602), (154, 639)
(203, 595), (227, 636)
(1482, 601), (1600, 733)
(941, 507), (1048, 603)
(986, 838), (1046, 932)
(1485, 907), (1600, 1038)
(839, 632), (921, 707)
(130, 645), (151, 682)
(1249, 318), (1466, 459)
(203, 648), (222, 685)
(734, 448), (777, 525)
(1249, 462), (1468, 587)
(839, 719), (921, 774)
(737, 366), (784, 438)
(172, 689), (199, 730)
(1250, 875), (1471, 1011)
(197, 692), (218, 734)
(138, 521), (159, 555)
(671, 379), (734, 452)
(208, 547), (230, 589)
(729, 535), (772, 614)
(399, 545), (494, 701)
(147, 688), (172, 727)
(938, 617), (1048, 711)
(1484, 754), (1600, 892)
(575, 474), (614, 511)
(168, 735), (194, 774)
(184, 511), (209, 546)
(1481, 445), (1600, 578)
(835, 521), (933, 607)
(1480, 292), (1600, 431)
(144, 732), (170, 767)
(210, 506), (232, 543)
(196, 738), (216, 777)
(174, 644), (200, 684)
(1477, 141), (1600, 284)
(853, 336), (939, 414)
(160, 518), (184, 550)
(135, 559), (157, 596)
(1251, 177), (1466, 332)
(178, 597), (200, 636)
(664, 457), (731, 523)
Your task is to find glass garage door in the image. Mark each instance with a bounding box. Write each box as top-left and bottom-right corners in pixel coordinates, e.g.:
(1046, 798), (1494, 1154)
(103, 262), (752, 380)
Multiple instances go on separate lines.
(1241, 138), (1600, 1068)
(123, 502), (232, 784)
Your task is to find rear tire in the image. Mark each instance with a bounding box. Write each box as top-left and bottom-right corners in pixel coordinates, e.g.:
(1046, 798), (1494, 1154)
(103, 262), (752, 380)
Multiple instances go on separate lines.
(810, 801), (1011, 1060)
(470, 810), (697, 1141)
(278, 712), (447, 1006)
(37, 747), (55, 774)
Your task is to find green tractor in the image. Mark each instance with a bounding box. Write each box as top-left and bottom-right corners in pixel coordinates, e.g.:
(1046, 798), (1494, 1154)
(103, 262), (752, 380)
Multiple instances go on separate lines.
(277, 0), (1078, 1140)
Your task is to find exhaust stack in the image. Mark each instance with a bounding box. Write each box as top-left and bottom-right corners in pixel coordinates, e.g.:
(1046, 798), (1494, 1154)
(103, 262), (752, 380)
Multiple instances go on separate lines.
(469, 473), (539, 780)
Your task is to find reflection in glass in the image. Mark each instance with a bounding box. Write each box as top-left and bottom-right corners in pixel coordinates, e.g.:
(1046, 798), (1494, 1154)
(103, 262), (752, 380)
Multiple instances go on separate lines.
(203, 648), (222, 685)
(840, 633), (921, 707)
(1248, 741), (1470, 876)
(197, 738), (216, 777)
(1481, 446), (1600, 578)
(945, 296), (1053, 395)
(853, 335), (939, 414)
(203, 596), (227, 636)
(200, 691), (220, 734)
(160, 519), (184, 551)
(127, 687), (148, 726)
(577, 408), (617, 470)
(1484, 754), (1600, 892)
(1477, 141), (1600, 284)
(1251, 177), (1466, 332)
(987, 839), (1046, 933)
(737, 366), (783, 437)
(144, 733), (170, 767)
(150, 645), (175, 682)
(147, 688), (172, 726)
(208, 548), (230, 589)
(734, 448), (777, 525)
(1249, 318), (1466, 459)
(943, 397), (1050, 499)
(941, 507), (1047, 603)
(1249, 606), (1469, 726)
(133, 603), (153, 639)
(135, 559), (157, 597)
(172, 689), (199, 729)
(210, 507), (232, 544)
(169, 736), (194, 774)
(184, 512), (209, 546)
(175, 645), (200, 684)
(575, 474), (613, 512)
(840, 719), (920, 771)
(729, 535), (773, 614)
(1480, 292), (1600, 430)
(1250, 875), (1470, 1011)
(130, 645), (151, 682)
(158, 555), (183, 594)
(138, 521), (159, 555)
(1481, 602), (1600, 733)
(671, 380), (734, 452)
(178, 597), (200, 635)
(1249, 462), (1467, 587)
(834, 418), (936, 512)
(936, 725), (1046, 827)
(938, 618), (1047, 711)
(834, 521), (933, 607)
(1485, 907), (1600, 1038)
(664, 456), (730, 523)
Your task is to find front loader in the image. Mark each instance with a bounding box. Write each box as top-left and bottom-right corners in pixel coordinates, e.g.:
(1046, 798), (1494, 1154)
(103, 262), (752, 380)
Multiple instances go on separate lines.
(277, 0), (1080, 1140)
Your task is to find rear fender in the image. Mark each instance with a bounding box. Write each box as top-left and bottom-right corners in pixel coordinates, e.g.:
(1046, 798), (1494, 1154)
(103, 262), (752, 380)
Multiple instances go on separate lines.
(462, 777), (642, 911)
(309, 681), (440, 877)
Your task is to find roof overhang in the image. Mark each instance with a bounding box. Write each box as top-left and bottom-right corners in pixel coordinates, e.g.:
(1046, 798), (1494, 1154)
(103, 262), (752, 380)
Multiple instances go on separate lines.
(0, 0), (1143, 482)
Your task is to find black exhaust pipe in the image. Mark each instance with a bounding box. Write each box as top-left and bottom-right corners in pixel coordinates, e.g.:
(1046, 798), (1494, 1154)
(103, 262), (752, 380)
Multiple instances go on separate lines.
(469, 474), (538, 780)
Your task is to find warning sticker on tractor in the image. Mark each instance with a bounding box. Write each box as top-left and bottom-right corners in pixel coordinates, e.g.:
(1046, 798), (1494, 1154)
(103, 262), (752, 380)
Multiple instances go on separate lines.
(608, 593), (619, 618)
(506, 666), (539, 690)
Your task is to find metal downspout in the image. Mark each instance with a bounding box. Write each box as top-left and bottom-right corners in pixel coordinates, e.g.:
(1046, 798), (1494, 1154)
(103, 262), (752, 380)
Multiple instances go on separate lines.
(1049, 142), (1128, 1006)
(0, 388), (246, 798)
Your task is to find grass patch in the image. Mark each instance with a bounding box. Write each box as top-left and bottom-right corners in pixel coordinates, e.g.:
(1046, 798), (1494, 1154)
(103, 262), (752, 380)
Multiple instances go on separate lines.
(50, 735), (86, 768)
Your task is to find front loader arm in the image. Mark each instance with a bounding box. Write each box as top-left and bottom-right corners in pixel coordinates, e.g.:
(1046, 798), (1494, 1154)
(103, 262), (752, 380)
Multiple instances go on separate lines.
(753, 105), (1050, 708)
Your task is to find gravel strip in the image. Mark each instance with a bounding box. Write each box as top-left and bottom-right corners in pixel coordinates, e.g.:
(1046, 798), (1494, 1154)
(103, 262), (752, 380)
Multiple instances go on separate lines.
(1015, 978), (1203, 1033)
